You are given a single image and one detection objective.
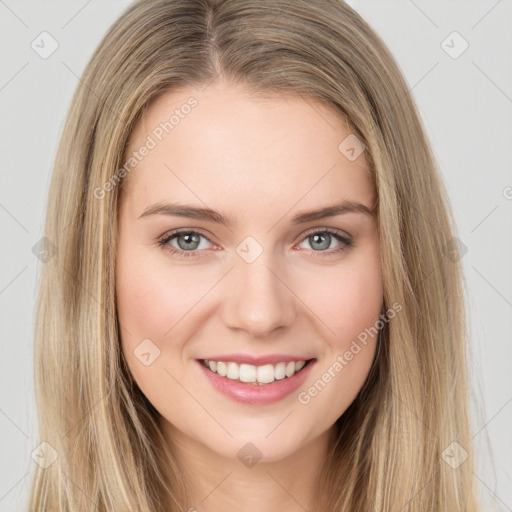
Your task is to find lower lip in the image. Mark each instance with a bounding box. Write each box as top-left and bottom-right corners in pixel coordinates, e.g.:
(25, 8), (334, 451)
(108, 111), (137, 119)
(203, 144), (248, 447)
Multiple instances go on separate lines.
(196, 359), (316, 405)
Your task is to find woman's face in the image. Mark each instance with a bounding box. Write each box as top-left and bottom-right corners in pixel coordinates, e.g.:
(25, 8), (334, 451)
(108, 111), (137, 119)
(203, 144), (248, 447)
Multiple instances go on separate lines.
(116, 80), (383, 463)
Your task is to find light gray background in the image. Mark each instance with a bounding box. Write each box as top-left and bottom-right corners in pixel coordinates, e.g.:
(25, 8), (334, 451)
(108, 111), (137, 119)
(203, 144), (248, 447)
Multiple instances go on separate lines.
(1, 1), (511, 511)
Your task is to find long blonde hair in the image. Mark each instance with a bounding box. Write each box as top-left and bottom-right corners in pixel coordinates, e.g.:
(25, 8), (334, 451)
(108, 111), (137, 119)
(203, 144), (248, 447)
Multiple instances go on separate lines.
(29, 0), (480, 510)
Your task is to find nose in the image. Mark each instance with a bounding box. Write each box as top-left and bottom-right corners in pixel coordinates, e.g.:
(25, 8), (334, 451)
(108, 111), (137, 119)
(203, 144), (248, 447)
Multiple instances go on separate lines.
(220, 255), (297, 338)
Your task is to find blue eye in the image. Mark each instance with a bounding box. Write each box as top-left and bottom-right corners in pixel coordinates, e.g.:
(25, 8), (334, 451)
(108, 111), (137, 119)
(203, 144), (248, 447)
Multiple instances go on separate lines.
(298, 229), (353, 256)
(157, 230), (213, 258)
(157, 228), (353, 259)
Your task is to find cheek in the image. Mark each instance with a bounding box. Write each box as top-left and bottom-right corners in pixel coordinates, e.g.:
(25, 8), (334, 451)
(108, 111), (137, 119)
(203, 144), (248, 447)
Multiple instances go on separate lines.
(300, 248), (383, 347)
(334, 268), (383, 340)
(116, 249), (209, 344)
(295, 258), (383, 422)
(115, 247), (206, 400)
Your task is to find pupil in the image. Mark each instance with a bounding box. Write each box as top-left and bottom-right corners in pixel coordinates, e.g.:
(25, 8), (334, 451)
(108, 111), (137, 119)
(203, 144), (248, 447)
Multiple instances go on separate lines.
(179, 233), (199, 250)
(311, 233), (330, 250)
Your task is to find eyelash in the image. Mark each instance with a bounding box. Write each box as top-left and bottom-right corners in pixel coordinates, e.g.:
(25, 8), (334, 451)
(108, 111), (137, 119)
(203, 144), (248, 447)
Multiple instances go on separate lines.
(157, 227), (353, 259)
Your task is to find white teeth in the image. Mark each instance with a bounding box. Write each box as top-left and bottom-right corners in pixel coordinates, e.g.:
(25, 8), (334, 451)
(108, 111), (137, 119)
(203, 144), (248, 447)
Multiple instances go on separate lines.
(257, 364), (275, 384)
(274, 362), (286, 380)
(239, 364), (256, 383)
(226, 362), (239, 380)
(216, 361), (227, 377)
(202, 359), (310, 384)
(285, 361), (295, 377)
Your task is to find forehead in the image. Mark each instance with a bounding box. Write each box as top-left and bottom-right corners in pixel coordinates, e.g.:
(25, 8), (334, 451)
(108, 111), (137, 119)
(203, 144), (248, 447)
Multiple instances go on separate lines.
(121, 81), (374, 218)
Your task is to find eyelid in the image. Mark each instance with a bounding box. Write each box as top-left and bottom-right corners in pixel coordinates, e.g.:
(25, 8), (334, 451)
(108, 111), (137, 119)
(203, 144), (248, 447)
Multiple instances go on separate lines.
(157, 227), (217, 246)
(157, 226), (353, 257)
(298, 225), (352, 241)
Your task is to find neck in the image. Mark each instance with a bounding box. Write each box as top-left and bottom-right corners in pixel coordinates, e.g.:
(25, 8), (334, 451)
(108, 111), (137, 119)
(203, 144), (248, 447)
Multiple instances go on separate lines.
(160, 420), (336, 512)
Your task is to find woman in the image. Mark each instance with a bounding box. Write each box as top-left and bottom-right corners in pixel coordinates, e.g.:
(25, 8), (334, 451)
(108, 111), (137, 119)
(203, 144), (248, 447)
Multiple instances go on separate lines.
(29, 0), (480, 510)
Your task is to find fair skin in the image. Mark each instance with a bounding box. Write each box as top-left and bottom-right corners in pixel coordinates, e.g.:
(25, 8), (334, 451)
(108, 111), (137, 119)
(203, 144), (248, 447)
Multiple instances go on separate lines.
(116, 80), (383, 512)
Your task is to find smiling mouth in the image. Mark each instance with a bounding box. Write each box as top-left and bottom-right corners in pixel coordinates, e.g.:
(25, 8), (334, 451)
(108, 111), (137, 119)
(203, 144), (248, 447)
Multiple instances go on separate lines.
(200, 358), (316, 385)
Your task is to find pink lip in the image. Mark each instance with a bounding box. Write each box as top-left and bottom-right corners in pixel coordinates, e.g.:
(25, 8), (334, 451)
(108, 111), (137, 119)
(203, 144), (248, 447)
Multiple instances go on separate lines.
(196, 358), (317, 405)
(198, 353), (314, 366)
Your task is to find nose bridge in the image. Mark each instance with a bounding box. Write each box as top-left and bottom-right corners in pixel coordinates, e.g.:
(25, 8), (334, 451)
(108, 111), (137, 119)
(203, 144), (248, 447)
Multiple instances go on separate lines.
(221, 243), (296, 336)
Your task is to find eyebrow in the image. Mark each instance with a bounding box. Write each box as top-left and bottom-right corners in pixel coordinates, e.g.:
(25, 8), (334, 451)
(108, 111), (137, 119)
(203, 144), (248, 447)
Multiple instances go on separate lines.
(138, 200), (375, 226)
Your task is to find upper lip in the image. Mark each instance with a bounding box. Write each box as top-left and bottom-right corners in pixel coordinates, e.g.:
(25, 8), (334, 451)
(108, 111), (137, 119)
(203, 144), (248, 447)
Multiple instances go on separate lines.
(198, 354), (316, 366)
